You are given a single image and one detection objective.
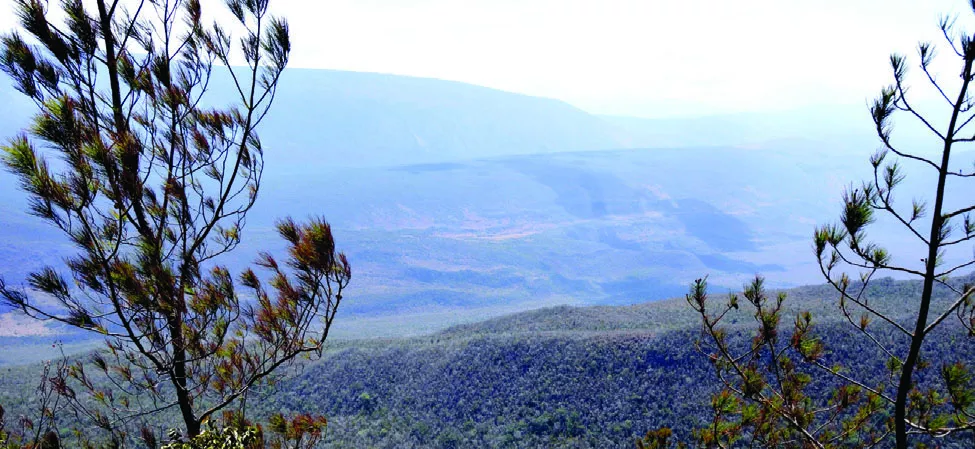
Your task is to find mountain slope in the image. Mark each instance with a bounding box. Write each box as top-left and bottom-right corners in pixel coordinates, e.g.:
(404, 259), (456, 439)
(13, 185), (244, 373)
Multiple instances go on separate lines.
(217, 68), (629, 168)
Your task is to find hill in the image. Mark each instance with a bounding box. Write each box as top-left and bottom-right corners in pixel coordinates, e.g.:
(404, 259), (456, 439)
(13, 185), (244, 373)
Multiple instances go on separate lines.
(3, 275), (966, 448)
(251, 275), (975, 448)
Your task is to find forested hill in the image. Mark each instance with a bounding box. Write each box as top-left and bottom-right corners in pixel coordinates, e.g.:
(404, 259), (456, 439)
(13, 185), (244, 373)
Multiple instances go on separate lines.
(250, 275), (975, 448)
(436, 275), (970, 338)
(2, 276), (973, 447)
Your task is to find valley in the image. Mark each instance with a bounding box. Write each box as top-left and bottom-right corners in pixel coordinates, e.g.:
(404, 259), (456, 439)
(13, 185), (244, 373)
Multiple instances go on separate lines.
(0, 68), (927, 342)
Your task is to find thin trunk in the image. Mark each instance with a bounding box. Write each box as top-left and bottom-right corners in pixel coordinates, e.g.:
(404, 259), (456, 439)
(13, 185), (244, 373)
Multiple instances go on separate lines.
(96, 0), (199, 438)
(95, 0), (152, 238)
(171, 311), (199, 437)
(175, 379), (200, 437)
(895, 55), (973, 449)
(94, 0), (126, 134)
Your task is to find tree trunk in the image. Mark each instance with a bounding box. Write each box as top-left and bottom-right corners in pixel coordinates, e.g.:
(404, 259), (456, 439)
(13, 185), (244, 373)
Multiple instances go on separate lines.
(894, 55), (973, 449)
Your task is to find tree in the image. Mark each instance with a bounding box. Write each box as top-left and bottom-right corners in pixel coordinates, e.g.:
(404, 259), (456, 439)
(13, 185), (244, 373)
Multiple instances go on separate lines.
(686, 4), (975, 448)
(0, 0), (351, 440)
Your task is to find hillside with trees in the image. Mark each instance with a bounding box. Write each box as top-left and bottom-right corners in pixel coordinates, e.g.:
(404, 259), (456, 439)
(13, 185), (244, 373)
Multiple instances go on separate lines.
(3, 0), (975, 448)
(3, 276), (974, 447)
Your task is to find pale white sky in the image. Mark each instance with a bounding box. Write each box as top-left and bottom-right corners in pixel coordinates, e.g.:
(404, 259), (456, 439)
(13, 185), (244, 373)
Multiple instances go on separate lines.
(0, 0), (971, 117)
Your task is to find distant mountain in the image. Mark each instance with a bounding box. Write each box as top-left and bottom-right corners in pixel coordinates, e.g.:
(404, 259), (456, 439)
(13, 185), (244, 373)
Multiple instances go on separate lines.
(0, 68), (632, 169)
(254, 70), (935, 168)
(604, 106), (883, 151)
(0, 67), (937, 167)
(229, 69), (629, 168)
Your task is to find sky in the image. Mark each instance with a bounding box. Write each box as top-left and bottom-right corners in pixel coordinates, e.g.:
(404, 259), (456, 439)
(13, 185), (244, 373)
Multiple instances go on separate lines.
(0, 0), (971, 117)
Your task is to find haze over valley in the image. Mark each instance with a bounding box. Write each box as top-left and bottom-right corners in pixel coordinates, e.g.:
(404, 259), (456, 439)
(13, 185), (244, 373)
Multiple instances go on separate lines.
(0, 67), (944, 339)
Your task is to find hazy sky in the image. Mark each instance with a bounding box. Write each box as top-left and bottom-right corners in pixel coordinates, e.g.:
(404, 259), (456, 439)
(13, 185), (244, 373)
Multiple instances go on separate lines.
(0, 0), (971, 117)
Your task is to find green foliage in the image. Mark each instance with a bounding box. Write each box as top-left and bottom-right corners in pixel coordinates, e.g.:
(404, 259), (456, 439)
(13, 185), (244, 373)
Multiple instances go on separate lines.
(158, 414), (328, 449)
(264, 413), (328, 448)
(689, 277), (893, 448)
(162, 426), (260, 449)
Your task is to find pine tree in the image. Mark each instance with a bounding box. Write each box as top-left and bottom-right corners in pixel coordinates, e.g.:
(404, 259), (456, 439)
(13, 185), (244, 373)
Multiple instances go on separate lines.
(0, 0), (350, 439)
(686, 4), (975, 448)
